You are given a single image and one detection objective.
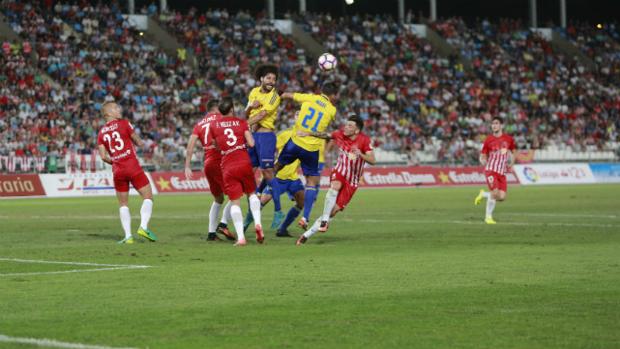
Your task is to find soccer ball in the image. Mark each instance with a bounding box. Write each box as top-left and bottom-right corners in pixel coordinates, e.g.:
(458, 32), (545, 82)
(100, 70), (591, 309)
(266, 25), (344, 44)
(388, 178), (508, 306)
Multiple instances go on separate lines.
(318, 53), (337, 71)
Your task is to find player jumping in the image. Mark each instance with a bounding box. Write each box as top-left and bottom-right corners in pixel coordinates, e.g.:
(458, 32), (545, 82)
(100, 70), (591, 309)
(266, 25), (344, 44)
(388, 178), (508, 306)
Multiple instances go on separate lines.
(209, 97), (264, 246)
(274, 83), (339, 230)
(295, 115), (375, 245)
(97, 101), (158, 244)
(184, 99), (235, 241)
(245, 64), (283, 226)
(474, 116), (516, 224)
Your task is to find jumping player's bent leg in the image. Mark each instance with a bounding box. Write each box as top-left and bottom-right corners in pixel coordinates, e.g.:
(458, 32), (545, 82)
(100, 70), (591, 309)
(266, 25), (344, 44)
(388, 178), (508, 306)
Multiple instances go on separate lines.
(319, 181), (342, 231)
(297, 205), (342, 245)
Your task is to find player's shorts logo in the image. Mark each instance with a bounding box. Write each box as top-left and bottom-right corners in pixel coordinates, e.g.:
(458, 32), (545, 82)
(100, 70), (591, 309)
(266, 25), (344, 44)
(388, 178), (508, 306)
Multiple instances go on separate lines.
(522, 166), (539, 183)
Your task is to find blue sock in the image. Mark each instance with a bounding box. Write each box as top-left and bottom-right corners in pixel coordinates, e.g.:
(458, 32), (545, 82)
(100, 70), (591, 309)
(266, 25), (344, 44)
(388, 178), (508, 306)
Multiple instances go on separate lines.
(303, 185), (319, 221)
(279, 206), (301, 233)
(256, 178), (267, 194)
(270, 180), (282, 212)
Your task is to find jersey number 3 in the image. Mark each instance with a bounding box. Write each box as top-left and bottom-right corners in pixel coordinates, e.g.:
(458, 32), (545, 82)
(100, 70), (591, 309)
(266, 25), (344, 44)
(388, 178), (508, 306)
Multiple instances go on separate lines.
(103, 131), (124, 153)
(301, 107), (324, 132)
(203, 125), (237, 146)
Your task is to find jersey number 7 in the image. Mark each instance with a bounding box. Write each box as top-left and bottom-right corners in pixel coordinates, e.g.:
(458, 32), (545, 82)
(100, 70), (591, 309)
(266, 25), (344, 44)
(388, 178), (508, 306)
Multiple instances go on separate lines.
(301, 107), (324, 132)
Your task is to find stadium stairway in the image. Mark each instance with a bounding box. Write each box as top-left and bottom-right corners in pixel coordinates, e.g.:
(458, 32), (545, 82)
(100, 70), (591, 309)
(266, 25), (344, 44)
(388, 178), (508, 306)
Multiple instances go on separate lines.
(550, 30), (596, 71)
(144, 16), (197, 69)
(422, 21), (473, 71)
(290, 22), (327, 60)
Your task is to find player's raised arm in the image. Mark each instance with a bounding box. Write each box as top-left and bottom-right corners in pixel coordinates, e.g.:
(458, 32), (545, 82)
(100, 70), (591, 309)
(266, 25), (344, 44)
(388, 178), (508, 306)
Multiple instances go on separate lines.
(280, 92), (295, 100)
(98, 144), (112, 164)
(184, 134), (198, 179)
(298, 130), (332, 140)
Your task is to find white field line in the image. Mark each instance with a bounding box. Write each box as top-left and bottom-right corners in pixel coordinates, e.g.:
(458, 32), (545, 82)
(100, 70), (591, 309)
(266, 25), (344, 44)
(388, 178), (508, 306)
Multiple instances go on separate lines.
(0, 258), (151, 277)
(0, 334), (138, 349)
(339, 218), (618, 229)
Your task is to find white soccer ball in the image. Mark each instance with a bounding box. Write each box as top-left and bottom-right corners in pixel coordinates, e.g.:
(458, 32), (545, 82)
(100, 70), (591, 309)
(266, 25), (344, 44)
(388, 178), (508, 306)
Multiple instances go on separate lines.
(318, 53), (337, 71)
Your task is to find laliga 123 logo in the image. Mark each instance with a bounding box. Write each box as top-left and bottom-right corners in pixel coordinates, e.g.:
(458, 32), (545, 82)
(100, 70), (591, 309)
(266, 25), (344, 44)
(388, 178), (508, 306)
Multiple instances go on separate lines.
(522, 166), (539, 183)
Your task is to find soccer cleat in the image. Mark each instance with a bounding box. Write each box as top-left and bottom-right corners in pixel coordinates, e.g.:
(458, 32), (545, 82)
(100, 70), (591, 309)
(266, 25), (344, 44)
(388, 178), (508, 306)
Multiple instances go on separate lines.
(207, 233), (221, 241)
(271, 210), (285, 229)
(255, 224), (264, 244)
(243, 213), (254, 233)
(234, 238), (247, 247)
(485, 217), (497, 225)
(474, 189), (485, 205)
(137, 227), (158, 242)
(318, 220), (329, 233)
(276, 230), (293, 238)
(297, 217), (309, 230)
(117, 236), (134, 244)
(216, 223), (236, 241)
(296, 235), (307, 246)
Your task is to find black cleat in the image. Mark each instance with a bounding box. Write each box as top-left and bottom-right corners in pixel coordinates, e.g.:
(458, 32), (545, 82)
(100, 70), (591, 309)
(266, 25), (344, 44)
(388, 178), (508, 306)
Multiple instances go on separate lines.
(207, 233), (221, 241)
(216, 223), (236, 241)
(276, 230), (293, 238)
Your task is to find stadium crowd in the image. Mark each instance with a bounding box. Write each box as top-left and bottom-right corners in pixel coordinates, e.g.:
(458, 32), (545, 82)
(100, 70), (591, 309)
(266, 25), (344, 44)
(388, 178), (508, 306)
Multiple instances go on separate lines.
(0, 1), (618, 172)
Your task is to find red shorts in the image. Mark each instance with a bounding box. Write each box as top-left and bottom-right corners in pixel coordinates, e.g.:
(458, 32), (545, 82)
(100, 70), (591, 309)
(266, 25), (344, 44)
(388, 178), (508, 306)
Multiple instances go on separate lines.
(113, 167), (150, 192)
(204, 160), (224, 197)
(222, 163), (256, 200)
(330, 171), (358, 210)
(485, 170), (507, 192)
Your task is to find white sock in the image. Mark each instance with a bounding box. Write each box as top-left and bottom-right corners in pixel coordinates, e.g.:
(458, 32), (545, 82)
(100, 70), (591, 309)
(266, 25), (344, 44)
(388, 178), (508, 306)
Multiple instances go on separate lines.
(303, 218), (322, 239)
(322, 188), (338, 222)
(209, 202), (222, 233)
(140, 199), (153, 230)
(486, 198), (496, 219)
(119, 206), (131, 238)
(482, 191), (490, 199)
(230, 205), (245, 241)
(221, 201), (232, 225)
(249, 194), (262, 226)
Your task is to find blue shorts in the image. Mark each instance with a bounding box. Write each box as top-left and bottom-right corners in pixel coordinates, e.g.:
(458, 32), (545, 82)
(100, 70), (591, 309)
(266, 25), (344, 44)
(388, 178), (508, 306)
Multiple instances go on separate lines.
(264, 178), (304, 200)
(277, 139), (320, 177)
(248, 132), (276, 169)
(318, 162), (325, 172)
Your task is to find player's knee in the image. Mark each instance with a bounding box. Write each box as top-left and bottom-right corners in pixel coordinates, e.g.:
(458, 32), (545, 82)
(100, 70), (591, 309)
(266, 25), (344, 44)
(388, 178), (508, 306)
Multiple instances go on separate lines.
(214, 195), (224, 204)
(496, 193), (506, 201)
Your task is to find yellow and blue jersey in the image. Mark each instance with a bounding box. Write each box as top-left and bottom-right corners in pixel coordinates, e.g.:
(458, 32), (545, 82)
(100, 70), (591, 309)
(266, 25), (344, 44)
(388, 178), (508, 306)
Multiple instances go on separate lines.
(247, 86), (280, 130)
(291, 93), (337, 152)
(275, 129), (300, 181)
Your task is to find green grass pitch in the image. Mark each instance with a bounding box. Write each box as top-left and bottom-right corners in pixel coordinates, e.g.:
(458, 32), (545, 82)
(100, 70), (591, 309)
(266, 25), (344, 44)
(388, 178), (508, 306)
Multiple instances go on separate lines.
(1, 185), (619, 349)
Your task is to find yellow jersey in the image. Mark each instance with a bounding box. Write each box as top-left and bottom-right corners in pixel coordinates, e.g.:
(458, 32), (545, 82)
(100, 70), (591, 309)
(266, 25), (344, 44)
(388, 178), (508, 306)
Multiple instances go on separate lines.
(275, 129), (300, 181)
(291, 93), (337, 152)
(247, 86), (281, 130)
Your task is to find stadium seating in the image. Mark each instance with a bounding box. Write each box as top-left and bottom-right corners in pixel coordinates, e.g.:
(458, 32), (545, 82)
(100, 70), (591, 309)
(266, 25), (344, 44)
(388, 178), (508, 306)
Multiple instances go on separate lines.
(0, 2), (617, 171)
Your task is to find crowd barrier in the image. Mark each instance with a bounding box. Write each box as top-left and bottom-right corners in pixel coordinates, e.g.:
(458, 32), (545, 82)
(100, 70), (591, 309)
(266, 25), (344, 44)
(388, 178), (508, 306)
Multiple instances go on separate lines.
(1, 163), (618, 198)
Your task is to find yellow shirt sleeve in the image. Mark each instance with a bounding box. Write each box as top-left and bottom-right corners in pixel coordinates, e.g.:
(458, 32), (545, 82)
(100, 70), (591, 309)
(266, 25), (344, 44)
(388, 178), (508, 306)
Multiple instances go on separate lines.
(293, 93), (316, 104)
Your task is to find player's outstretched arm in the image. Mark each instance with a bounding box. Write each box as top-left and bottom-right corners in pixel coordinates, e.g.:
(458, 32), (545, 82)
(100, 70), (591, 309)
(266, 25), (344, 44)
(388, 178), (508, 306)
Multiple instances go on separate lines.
(98, 145), (112, 165)
(297, 130), (332, 140)
(508, 149), (517, 169)
(184, 135), (198, 179)
(359, 150), (376, 165)
(245, 130), (255, 148)
(280, 92), (295, 100)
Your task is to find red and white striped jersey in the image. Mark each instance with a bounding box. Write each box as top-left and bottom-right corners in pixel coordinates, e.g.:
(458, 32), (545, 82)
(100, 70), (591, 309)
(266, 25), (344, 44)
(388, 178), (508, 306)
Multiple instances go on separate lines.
(481, 133), (516, 174)
(331, 130), (373, 187)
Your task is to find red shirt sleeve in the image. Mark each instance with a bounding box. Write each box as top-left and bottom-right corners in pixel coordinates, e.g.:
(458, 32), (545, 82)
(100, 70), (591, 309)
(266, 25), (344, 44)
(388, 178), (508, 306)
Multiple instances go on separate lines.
(509, 136), (516, 151)
(192, 123), (201, 138)
(361, 135), (373, 154)
(481, 138), (490, 155)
